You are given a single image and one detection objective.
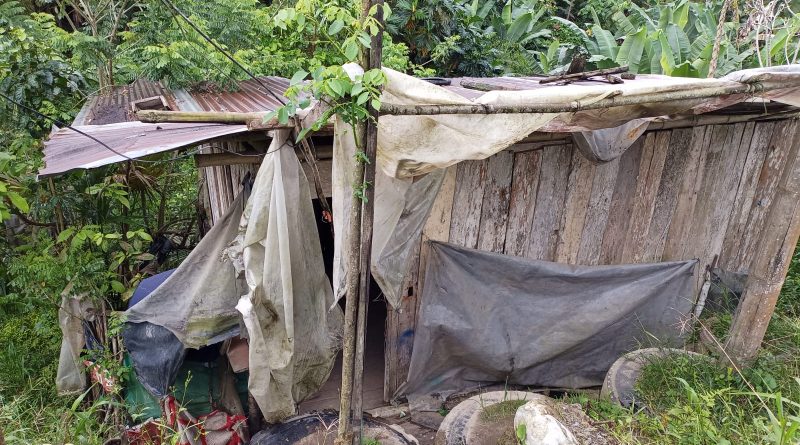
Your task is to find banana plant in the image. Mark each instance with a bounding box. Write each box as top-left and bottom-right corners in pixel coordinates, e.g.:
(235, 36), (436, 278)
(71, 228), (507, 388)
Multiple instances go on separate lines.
(584, 0), (756, 77)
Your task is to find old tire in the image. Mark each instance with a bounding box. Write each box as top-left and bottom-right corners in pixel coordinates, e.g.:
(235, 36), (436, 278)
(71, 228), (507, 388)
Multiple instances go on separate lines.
(435, 390), (544, 445)
(601, 347), (709, 408)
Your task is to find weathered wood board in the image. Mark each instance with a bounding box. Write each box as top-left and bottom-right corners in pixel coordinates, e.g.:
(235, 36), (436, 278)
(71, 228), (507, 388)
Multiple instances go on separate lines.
(198, 118), (800, 401)
(383, 118), (800, 398)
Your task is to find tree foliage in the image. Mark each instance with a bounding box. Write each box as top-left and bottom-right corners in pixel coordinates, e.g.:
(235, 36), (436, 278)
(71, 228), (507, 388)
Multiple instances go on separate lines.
(2, 0), (800, 441)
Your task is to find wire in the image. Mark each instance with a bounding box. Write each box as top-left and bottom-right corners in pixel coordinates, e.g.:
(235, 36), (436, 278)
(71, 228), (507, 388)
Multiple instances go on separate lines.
(0, 91), (210, 166)
(1, 91), (149, 163)
(158, 0), (287, 106)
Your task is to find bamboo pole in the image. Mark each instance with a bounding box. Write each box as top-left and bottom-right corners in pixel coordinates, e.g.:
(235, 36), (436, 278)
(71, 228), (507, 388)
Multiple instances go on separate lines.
(136, 109), (271, 123)
(725, 121), (800, 365)
(352, 2), (384, 443)
(337, 1), (384, 444)
(377, 82), (794, 116)
(335, 131), (365, 445)
(537, 65), (630, 84)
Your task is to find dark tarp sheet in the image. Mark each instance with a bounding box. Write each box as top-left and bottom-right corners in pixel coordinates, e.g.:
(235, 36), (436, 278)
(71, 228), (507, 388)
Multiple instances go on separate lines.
(402, 242), (698, 404)
(123, 322), (185, 397)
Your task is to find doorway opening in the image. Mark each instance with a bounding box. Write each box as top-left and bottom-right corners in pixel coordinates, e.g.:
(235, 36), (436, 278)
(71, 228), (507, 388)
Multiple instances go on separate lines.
(298, 199), (388, 412)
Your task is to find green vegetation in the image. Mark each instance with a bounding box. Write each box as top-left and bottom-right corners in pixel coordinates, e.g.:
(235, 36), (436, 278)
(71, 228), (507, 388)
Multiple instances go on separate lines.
(568, 250), (800, 444)
(480, 398), (529, 421)
(2, 0), (800, 443)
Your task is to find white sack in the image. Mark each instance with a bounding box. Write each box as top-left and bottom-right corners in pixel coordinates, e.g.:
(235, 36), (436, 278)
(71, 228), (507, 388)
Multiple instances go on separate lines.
(56, 294), (95, 395)
(229, 131), (343, 422)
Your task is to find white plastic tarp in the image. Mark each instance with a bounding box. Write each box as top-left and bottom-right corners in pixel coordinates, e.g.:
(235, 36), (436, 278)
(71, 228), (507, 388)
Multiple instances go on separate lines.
(331, 114), (447, 307)
(572, 120), (650, 163)
(126, 193), (247, 349)
(227, 131), (343, 422)
(377, 65), (800, 178)
(56, 294), (95, 395)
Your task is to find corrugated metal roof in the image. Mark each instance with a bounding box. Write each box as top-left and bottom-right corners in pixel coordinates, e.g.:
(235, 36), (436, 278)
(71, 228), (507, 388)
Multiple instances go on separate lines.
(40, 69), (800, 177)
(189, 77), (290, 112)
(41, 76), (291, 177)
(39, 122), (249, 177)
(77, 79), (172, 125)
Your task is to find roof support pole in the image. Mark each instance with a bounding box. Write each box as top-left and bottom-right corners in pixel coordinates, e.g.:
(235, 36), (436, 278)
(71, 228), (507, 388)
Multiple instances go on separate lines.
(377, 81), (800, 116)
(725, 122), (800, 365)
(335, 127), (365, 445)
(352, 0), (384, 442)
(336, 0), (384, 443)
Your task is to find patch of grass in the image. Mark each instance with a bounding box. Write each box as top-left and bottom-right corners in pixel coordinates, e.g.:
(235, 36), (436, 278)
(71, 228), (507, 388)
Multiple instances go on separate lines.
(480, 399), (528, 421)
(0, 306), (115, 445)
(568, 316), (800, 444)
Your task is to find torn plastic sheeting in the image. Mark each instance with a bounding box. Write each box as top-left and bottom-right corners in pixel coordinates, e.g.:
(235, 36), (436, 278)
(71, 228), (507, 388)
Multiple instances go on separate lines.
(125, 192), (247, 349)
(401, 242), (698, 406)
(227, 130), (343, 423)
(572, 119), (650, 163)
(57, 294), (96, 395)
(375, 65), (800, 178)
(376, 66), (558, 178)
(122, 321), (186, 397)
(331, 114), (446, 308)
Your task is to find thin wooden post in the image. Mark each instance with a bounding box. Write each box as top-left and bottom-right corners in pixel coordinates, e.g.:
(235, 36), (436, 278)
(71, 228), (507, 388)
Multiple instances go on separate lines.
(337, 1), (384, 444)
(352, 1), (384, 443)
(335, 122), (365, 445)
(726, 121), (800, 365)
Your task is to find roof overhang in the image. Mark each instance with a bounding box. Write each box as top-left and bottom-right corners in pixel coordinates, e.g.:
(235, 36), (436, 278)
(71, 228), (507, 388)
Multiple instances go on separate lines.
(39, 121), (248, 177)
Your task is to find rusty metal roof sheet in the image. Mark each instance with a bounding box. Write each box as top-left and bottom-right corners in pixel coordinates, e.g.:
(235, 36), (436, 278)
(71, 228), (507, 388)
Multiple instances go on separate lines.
(41, 76), (291, 176)
(189, 77), (290, 112)
(39, 122), (249, 177)
(41, 70), (799, 177)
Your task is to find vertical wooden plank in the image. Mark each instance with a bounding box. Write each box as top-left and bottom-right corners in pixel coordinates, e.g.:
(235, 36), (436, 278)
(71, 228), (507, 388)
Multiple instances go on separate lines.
(575, 156), (621, 265)
(417, 166), (457, 312)
(599, 137), (645, 264)
(384, 166), (456, 401)
(681, 125), (732, 263)
(662, 125), (712, 260)
(555, 146), (596, 264)
(449, 160), (486, 248)
(689, 123), (751, 270)
(719, 121), (774, 270)
(726, 122), (800, 364)
(504, 150), (542, 257)
(526, 145), (573, 261)
(477, 151), (514, 253)
(728, 119), (797, 272)
(621, 131), (670, 263)
(641, 128), (694, 262)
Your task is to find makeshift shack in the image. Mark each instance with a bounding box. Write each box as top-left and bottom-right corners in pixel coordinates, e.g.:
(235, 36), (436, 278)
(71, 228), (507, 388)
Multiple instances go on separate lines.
(46, 65), (800, 429)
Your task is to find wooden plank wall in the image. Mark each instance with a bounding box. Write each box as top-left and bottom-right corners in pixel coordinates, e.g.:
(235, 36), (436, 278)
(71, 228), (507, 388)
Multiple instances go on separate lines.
(384, 119), (800, 400)
(199, 141), (259, 223)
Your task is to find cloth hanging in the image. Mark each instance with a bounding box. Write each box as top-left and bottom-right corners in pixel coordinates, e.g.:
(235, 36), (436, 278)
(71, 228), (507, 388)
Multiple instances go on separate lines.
(56, 294), (95, 395)
(331, 113), (446, 307)
(125, 193), (247, 349)
(402, 242), (698, 406)
(226, 130), (343, 422)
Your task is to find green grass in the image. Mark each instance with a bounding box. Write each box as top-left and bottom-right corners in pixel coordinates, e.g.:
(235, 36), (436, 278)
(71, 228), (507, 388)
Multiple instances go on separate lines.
(566, 248), (800, 444)
(480, 398), (529, 421)
(0, 307), (114, 445)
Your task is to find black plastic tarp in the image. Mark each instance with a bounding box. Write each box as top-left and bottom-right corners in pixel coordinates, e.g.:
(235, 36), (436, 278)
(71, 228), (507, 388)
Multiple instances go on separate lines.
(402, 242), (698, 403)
